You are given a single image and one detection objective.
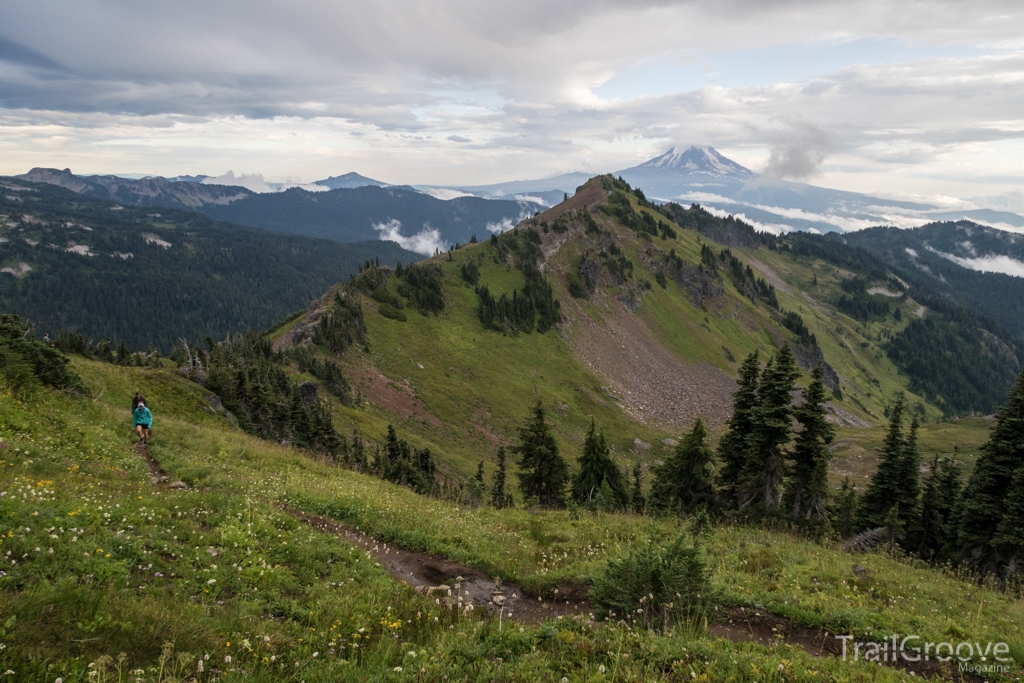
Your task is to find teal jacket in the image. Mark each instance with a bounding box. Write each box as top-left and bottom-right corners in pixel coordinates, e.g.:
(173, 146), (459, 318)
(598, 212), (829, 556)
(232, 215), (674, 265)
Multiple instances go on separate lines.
(133, 405), (152, 427)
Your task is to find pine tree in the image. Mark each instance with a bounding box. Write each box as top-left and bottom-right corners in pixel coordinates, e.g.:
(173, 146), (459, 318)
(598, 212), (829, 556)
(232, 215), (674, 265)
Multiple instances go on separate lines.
(833, 477), (858, 538)
(116, 339), (130, 365)
(739, 346), (799, 512)
(992, 464), (1024, 571)
(897, 417), (922, 541)
(717, 350), (760, 508)
(649, 418), (716, 514)
(958, 368), (1024, 572)
(631, 462), (646, 514)
(475, 461), (486, 488)
(856, 395), (908, 531)
(350, 431), (367, 471)
(572, 419), (627, 508)
(784, 364), (835, 528)
(490, 446), (509, 509)
(514, 401), (570, 507)
(915, 453), (963, 560)
(883, 503), (905, 551)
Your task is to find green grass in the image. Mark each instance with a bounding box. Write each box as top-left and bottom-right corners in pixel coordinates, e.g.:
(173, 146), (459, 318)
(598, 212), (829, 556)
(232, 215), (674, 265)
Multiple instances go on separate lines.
(2, 360), (1021, 680)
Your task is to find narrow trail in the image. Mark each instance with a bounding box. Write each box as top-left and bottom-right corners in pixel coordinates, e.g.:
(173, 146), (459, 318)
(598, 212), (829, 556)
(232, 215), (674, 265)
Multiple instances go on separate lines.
(128, 445), (974, 678)
(290, 510), (592, 625)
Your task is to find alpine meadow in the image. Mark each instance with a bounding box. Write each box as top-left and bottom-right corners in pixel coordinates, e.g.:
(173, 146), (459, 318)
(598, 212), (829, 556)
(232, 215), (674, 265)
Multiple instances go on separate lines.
(4, 2), (1024, 680)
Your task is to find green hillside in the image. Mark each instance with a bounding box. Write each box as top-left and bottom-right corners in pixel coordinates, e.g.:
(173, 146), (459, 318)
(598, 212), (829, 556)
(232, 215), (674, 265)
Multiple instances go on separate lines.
(1, 354), (1021, 681)
(250, 175), (1016, 486)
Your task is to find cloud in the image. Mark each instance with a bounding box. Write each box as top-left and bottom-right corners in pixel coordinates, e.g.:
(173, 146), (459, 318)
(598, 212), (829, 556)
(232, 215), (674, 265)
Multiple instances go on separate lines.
(761, 121), (836, 180)
(202, 171), (274, 193)
(421, 187), (473, 200)
(484, 217), (516, 234)
(446, 134), (470, 143)
(928, 249), (1024, 278)
(373, 219), (445, 255)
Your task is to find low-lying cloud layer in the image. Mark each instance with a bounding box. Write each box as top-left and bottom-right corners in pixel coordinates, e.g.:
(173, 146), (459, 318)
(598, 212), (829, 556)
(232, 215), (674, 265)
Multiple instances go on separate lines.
(373, 219), (445, 256)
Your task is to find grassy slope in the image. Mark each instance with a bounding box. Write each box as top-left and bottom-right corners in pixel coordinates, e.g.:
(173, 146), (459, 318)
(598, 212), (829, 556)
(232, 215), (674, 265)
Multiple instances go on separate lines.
(294, 180), (959, 488)
(1, 362), (1022, 681)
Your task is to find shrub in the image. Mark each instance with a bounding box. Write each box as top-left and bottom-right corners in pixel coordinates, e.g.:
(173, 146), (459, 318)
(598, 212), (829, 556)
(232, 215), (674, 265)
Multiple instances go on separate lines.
(591, 533), (709, 630)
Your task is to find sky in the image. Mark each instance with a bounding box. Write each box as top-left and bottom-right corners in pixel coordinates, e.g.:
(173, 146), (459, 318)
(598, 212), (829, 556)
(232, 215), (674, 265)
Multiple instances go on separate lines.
(1, 0), (1023, 210)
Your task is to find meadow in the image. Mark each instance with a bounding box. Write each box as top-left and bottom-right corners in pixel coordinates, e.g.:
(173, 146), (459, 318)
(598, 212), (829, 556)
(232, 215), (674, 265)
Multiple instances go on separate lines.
(1, 359), (1021, 681)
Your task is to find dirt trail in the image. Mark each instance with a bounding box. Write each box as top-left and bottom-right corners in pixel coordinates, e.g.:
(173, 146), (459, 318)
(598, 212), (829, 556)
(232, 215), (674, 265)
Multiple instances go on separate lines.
(290, 511), (591, 625)
(134, 441), (168, 484)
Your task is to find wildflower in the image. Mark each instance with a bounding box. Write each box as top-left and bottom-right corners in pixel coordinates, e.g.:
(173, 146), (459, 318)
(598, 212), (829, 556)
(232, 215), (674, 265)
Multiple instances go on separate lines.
(599, 665), (606, 674)
(196, 661), (204, 673)
(224, 655), (232, 663)
(394, 667), (403, 672)
(208, 579), (216, 584)
(312, 652), (318, 658)
(408, 651), (417, 657)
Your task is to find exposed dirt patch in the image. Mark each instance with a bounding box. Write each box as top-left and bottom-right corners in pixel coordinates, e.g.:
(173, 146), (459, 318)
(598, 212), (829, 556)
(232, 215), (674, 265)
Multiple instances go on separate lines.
(744, 255), (793, 295)
(291, 510), (591, 624)
(348, 361), (444, 429)
(561, 297), (736, 429)
(133, 441), (169, 485)
(271, 285), (338, 352)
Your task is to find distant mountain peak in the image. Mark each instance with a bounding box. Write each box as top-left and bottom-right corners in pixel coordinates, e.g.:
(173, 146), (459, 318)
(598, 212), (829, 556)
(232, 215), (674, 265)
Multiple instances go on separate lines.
(635, 146), (755, 180)
(314, 172), (388, 190)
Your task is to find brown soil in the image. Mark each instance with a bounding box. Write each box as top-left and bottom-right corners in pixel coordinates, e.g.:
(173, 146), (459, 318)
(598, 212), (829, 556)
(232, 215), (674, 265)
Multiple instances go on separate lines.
(133, 441), (168, 485)
(710, 607), (979, 681)
(744, 255), (793, 295)
(347, 360), (444, 429)
(290, 510), (591, 624)
(291, 510), (978, 678)
(562, 296), (736, 429)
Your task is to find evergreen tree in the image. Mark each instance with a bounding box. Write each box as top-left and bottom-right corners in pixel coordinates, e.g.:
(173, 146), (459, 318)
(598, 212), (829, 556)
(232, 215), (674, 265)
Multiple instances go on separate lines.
(739, 346), (799, 512)
(856, 395), (909, 531)
(514, 401), (570, 507)
(490, 446), (510, 509)
(350, 431), (367, 471)
(784, 364), (836, 528)
(631, 462), (646, 514)
(915, 453), (963, 561)
(958, 369), (1024, 572)
(883, 503), (906, 551)
(897, 417), (922, 541)
(649, 418), (716, 514)
(833, 477), (858, 538)
(475, 461), (486, 488)
(992, 464), (1024, 572)
(717, 350), (760, 508)
(116, 339), (131, 365)
(571, 419), (628, 508)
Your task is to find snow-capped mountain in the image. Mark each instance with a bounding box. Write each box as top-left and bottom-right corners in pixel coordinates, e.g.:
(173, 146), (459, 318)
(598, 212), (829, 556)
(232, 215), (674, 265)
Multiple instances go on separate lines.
(626, 146), (755, 180)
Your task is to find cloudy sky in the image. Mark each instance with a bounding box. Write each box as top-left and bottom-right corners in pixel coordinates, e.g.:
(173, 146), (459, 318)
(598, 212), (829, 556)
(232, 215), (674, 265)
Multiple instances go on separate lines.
(1, 0), (1022, 208)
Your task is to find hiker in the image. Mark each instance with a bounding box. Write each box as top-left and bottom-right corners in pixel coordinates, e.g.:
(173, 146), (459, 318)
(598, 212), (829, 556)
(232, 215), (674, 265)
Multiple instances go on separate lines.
(132, 391), (147, 412)
(133, 401), (153, 444)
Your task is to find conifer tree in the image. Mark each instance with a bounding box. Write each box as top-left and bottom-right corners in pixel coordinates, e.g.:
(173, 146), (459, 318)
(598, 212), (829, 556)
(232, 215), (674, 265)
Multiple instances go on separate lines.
(350, 431), (367, 471)
(739, 346), (799, 512)
(514, 401), (570, 507)
(572, 419), (627, 508)
(649, 418), (716, 514)
(475, 461), (485, 488)
(784, 364), (835, 527)
(856, 395), (908, 531)
(897, 417), (922, 539)
(883, 503), (905, 551)
(958, 369), (1024, 572)
(631, 462), (646, 514)
(833, 477), (858, 538)
(992, 464), (1024, 570)
(717, 350), (760, 508)
(915, 453), (963, 560)
(490, 446), (510, 509)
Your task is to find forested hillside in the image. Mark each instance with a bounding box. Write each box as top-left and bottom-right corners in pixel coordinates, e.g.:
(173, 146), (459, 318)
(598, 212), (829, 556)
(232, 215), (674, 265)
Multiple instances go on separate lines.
(200, 184), (542, 245)
(0, 179), (420, 351)
(845, 221), (1024, 339)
